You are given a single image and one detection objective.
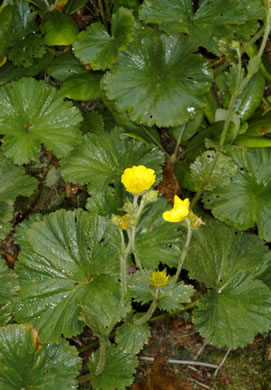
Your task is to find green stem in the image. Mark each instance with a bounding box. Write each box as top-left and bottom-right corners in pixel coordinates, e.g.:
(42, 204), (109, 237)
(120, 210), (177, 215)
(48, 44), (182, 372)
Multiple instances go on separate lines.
(170, 124), (186, 164)
(134, 288), (159, 325)
(119, 229), (127, 299)
(191, 152), (219, 209)
(128, 226), (149, 283)
(149, 299), (199, 323)
(104, 0), (111, 22)
(142, 126), (168, 155)
(98, 0), (106, 25)
(256, 1), (271, 60)
(95, 339), (107, 376)
(120, 251), (127, 298)
(172, 218), (192, 284)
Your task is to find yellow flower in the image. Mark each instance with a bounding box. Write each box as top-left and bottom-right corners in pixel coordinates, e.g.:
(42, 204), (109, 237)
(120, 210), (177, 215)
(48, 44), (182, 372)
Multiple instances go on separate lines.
(151, 270), (169, 287)
(162, 195), (190, 223)
(121, 165), (156, 195)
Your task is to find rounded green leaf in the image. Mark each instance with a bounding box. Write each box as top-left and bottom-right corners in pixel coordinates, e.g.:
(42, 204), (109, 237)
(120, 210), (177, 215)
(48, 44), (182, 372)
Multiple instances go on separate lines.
(60, 72), (103, 100)
(0, 153), (37, 240)
(103, 32), (212, 127)
(88, 345), (138, 390)
(73, 7), (134, 70)
(194, 279), (271, 349)
(41, 11), (79, 46)
(15, 209), (119, 343)
(202, 148), (271, 242)
(0, 258), (19, 325)
(0, 77), (83, 164)
(0, 324), (81, 389)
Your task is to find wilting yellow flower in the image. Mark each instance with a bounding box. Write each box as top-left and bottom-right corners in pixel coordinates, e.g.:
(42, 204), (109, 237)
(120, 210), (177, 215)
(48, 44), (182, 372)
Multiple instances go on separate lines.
(111, 214), (136, 230)
(151, 270), (169, 287)
(163, 195), (190, 223)
(121, 165), (156, 195)
(0, 56), (7, 68)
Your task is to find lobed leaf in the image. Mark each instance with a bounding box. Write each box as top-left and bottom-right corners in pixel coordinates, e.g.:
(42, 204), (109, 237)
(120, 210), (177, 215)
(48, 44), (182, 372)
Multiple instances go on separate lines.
(0, 77), (83, 164)
(202, 148), (271, 241)
(0, 153), (37, 240)
(88, 344), (138, 390)
(103, 32), (212, 127)
(73, 7), (134, 70)
(190, 150), (237, 191)
(61, 127), (165, 193)
(0, 258), (19, 325)
(15, 209), (120, 343)
(116, 319), (151, 354)
(194, 279), (271, 348)
(157, 281), (194, 312)
(185, 219), (271, 348)
(0, 324), (81, 389)
(139, 0), (265, 54)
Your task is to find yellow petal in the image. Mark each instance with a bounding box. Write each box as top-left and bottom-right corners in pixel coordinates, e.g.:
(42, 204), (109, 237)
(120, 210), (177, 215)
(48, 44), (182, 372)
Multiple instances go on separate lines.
(173, 195), (190, 211)
(163, 208), (189, 222)
(121, 165), (156, 195)
(151, 270), (169, 287)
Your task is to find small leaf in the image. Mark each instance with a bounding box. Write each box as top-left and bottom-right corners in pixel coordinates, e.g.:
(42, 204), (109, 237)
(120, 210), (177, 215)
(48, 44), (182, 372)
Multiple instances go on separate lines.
(194, 279), (271, 348)
(202, 148), (271, 241)
(135, 198), (186, 269)
(8, 34), (46, 68)
(86, 186), (123, 217)
(0, 77), (83, 164)
(157, 281), (195, 312)
(190, 150), (238, 191)
(0, 257), (19, 325)
(60, 127), (164, 193)
(103, 32), (212, 127)
(15, 210), (120, 343)
(88, 344), (138, 390)
(41, 11), (79, 46)
(46, 51), (88, 81)
(0, 324), (81, 389)
(60, 72), (103, 100)
(116, 319), (150, 354)
(73, 7), (134, 70)
(0, 153), (37, 240)
(79, 276), (131, 329)
(129, 271), (153, 305)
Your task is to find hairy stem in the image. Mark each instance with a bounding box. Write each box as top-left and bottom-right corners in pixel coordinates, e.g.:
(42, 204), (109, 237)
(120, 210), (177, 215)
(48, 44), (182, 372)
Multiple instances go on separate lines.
(95, 339), (107, 376)
(172, 218), (192, 283)
(134, 288), (159, 325)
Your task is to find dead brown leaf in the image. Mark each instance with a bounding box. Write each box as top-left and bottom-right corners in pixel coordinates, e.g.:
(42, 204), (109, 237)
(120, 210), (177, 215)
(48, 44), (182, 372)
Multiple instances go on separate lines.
(156, 162), (180, 204)
(133, 354), (193, 390)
